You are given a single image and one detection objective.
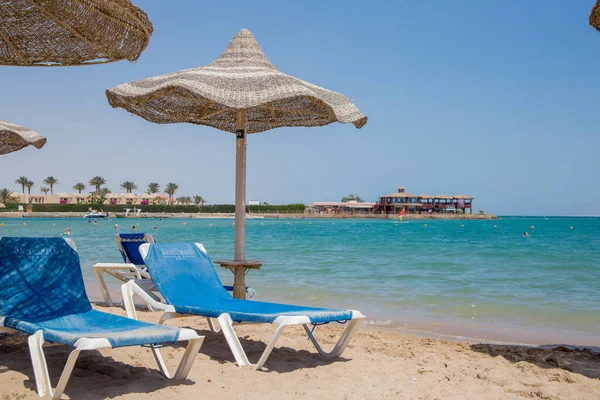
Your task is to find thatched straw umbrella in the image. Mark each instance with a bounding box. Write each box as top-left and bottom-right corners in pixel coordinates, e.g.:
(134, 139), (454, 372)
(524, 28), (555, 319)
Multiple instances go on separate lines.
(591, 0), (600, 31)
(0, 120), (46, 155)
(106, 29), (367, 297)
(0, 0), (152, 66)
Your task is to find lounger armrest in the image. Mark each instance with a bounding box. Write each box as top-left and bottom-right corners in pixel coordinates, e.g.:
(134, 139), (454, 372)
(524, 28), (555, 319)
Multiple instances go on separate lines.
(73, 337), (113, 350)
(177, 328), (203, 341)
(93, 262), (140, 272)
(271, 310), (365, 326)
(122, 280), (174, 320)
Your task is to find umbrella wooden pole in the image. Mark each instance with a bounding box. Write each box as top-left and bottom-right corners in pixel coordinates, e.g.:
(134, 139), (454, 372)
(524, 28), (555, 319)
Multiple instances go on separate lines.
(234, 109), (248, 262)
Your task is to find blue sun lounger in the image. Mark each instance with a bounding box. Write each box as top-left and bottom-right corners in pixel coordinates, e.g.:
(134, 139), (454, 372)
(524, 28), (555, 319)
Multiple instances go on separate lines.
(94, 233), (243, 306)
(0, 237), (204, 400)
(122, 242), (365, 370)
(92, 233), (156, 306)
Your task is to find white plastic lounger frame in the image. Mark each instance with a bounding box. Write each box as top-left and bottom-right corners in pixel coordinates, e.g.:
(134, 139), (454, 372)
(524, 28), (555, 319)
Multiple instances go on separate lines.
(92, 233), (154, 306)
(0, 317), (203, 400)
(122, 243), (365, 370)
(93, 262), (143, 306)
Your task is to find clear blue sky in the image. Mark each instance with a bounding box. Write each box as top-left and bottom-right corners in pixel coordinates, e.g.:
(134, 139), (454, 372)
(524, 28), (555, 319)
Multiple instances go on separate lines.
(1, 1), (599, 215)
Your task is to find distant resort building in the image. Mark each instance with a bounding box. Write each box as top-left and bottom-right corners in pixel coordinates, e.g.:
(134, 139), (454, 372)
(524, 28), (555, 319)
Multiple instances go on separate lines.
(375, 186), (473, 215)
(310, 201), (377, 215)
(310, 186), (473, 215)
(10, 192), (170, 205)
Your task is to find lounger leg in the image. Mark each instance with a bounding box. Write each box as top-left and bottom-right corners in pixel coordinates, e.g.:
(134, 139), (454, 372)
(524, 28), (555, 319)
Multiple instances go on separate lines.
(254, 324), (288, 370)
(302, 318), (363, 358)
(151, 347), (170, 379)
(51, 349), (81, 400)
(158, 312), (180, 325)
(173, 337), (204, 380)
(216, 314), (251, 367)
(121, 281), (138, 320)
(93, 268), (113, 306)
(28, 331), (82, 400)
(206, 317), (220, 333)
(216, 314), (287, 370)
(151, 336), (204, 380)
(28, 331), (52, 398)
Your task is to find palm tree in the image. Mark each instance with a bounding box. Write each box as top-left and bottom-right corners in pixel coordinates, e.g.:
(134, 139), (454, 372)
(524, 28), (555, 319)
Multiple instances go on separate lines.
(73, 182), (86, 194)
(0, 188), (15, 205)
(43, 176), (58, 194)
(121, 181), (138, 193)
(341, 194), (364, 202)
(193, 195), (206, 206)
(165, 183), (178, 204)
(40, 187), (50, 197)
(89, 176), (106, 193)
(25, 180), (34, 195)
(89, 188), (111, 205)
(15, 176), (29, 194)
(175, 196), (192, 205)
(147, 182), (160, 194)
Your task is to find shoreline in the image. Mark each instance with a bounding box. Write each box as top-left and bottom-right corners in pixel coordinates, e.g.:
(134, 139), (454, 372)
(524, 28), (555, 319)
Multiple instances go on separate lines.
(0, 211), (497, 220)
(85, 285), (600, 350)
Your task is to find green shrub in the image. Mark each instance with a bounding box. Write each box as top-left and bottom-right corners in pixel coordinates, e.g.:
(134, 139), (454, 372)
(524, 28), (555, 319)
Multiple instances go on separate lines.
(1, 203), (306, 214)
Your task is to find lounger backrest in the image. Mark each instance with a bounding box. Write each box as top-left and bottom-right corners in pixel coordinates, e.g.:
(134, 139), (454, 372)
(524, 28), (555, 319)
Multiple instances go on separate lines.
(0, 237), (91, 322)
(143, 243), (231, 305)
(116, 233), (154, 266)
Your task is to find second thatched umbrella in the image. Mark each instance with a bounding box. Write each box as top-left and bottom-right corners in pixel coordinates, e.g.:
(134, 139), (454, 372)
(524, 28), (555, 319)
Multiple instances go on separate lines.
(0, 120), (46, 155)
(0, 0), (153, 66)
(591, 0), (600, 32)
(106, 29), (367, 297)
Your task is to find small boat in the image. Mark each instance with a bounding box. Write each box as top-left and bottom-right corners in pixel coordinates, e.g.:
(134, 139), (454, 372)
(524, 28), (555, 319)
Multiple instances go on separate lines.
(83, 210), (108, 219)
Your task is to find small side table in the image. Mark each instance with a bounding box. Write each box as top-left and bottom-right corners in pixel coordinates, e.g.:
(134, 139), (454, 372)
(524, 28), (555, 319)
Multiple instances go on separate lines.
(214, 259), (263, 300)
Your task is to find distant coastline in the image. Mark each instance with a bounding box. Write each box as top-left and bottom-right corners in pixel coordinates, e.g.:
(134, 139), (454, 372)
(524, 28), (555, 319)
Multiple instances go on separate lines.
(0, 211), (497, 220)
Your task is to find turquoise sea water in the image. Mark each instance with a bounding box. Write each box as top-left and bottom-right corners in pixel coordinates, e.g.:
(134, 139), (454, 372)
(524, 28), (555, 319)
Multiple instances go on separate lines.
(1, 217), (598, 346)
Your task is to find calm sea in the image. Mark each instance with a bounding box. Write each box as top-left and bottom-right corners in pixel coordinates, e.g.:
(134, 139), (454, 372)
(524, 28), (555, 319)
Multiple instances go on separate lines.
(1, 216), (598, 346)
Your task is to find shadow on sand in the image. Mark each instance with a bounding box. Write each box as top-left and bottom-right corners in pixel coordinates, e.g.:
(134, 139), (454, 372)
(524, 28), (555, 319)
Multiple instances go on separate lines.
(471, 343), (600, 380)
(0, 332), (197, 399)
(188, 327), (350, 373)
(1, 325), (349, 398)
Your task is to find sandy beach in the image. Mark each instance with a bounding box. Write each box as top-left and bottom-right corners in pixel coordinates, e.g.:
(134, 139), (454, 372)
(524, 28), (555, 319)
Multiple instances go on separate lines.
(1, 304), (598, 400)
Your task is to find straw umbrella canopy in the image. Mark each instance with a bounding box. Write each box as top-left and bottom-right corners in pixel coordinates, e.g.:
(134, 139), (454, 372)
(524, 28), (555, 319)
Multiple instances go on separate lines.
(0, 0), (153, 66)
(591, 0), (600, 32)
(106, 28), (367, 286)
(0, 120), (46, 155)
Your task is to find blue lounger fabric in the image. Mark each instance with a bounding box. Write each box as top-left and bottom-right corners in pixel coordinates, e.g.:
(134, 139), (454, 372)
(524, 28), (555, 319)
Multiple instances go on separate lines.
(6, 309), (180, 348)
(0, 237), (180, 347)
(117, 233), (242, 294)
(144, 243), (353, 324)
(117, 233), (151, 265)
